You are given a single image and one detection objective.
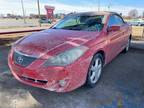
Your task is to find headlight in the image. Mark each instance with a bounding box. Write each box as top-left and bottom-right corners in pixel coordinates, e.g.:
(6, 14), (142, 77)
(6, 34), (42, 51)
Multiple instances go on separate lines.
(44, 46), (88, 66)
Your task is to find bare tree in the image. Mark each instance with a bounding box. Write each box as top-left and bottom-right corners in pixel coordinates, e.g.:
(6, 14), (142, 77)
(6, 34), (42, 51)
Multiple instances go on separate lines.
(128, 9), (138, 18)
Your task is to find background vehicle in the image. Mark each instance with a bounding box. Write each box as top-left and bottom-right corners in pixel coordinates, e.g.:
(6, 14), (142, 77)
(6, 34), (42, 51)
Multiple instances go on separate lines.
(127, 19), (144, 26)
(39, 18), (52, 24)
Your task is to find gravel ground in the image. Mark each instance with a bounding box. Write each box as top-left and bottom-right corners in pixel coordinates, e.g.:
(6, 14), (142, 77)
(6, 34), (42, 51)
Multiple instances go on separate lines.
(0, 41), (144, 108)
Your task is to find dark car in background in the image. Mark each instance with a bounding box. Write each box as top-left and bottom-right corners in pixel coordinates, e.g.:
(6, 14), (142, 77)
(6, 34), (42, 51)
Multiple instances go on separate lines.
(39, 18), (52, 24)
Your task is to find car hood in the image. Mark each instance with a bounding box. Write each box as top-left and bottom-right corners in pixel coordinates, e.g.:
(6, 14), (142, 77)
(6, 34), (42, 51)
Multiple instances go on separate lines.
(14, 29), (99, 58)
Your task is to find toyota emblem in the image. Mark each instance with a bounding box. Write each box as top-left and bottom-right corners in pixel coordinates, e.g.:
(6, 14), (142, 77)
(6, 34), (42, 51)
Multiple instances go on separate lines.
(17, 56), (23, 64)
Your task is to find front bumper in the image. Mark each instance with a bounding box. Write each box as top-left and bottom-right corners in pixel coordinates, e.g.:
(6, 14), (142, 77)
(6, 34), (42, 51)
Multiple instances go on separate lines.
(8, 60), (72, 92)
(8, 49), (90, 92)
(8, 47), (91, 92)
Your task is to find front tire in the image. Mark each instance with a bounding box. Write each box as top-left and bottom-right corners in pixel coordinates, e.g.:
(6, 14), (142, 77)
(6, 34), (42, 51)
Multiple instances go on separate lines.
(86, 54), (103, 88)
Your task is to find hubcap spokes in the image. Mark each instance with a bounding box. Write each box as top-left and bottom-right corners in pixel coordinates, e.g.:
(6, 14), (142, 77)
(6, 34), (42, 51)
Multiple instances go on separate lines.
(90, 58), (102, 83)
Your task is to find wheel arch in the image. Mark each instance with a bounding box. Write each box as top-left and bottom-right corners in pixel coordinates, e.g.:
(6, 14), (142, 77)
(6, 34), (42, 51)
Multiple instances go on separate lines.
(94, 50), (105, 65)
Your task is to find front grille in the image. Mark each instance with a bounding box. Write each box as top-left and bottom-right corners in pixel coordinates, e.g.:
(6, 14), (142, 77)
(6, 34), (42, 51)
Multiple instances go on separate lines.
(20, 76), (47, 85)
(13, 51), (37, 67)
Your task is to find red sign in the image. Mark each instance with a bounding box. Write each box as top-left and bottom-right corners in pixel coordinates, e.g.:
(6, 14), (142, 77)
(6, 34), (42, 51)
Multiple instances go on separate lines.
(45, 5), (55, 19)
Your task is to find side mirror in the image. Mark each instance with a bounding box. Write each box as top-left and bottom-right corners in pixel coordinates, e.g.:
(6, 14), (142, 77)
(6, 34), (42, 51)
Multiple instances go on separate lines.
(107, 25), (120, 32)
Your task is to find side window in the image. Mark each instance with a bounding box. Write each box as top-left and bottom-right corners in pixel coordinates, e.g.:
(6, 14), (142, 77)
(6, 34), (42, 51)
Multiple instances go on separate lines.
(108, 15), (116, 27)
(114, 15), (124, 25)
(108, 15), (124, 27)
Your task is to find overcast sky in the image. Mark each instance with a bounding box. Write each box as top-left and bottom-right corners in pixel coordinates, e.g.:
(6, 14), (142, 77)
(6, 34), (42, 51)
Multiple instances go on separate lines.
(0, 0), (144, 16)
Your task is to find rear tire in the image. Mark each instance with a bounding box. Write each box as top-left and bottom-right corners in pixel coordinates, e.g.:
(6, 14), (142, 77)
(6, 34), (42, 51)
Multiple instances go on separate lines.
(86, 53), (103, 88)
(123, 37), (131, 53)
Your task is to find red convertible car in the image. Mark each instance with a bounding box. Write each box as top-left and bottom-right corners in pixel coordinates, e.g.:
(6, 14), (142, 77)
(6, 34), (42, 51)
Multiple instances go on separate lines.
(8, 12), (132, 92)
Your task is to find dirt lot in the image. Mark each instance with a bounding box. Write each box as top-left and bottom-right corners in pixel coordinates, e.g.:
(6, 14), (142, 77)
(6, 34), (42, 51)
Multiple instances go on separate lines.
(0, 18), (39, 29)
(0, 41), (144, 108)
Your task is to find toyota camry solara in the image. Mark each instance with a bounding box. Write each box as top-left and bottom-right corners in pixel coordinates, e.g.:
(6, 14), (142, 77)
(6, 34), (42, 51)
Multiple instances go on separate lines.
(8, 12), (132, 92)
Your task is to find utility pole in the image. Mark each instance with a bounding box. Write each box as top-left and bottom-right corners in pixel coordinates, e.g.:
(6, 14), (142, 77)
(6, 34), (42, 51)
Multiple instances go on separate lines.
(98, 0), (100, 11)
(142, 26), (144, 38)
(108, 0), (111, 11)
(142, 15), (144, 38)
(21, 0), (26, 24)
(37, 0), (41, 27)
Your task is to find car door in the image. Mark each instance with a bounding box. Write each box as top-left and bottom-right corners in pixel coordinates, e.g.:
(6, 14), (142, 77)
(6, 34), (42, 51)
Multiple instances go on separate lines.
(113, 15), (129, 50)
(107, 14), (124, 61)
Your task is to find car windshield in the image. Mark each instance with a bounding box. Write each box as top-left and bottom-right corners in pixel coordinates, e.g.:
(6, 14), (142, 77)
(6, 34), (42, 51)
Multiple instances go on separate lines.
(52, 15), (105, 32)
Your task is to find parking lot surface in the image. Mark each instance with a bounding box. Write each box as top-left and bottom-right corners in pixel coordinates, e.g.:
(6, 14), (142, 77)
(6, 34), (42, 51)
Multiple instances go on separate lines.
(0, 41), (144, 108)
